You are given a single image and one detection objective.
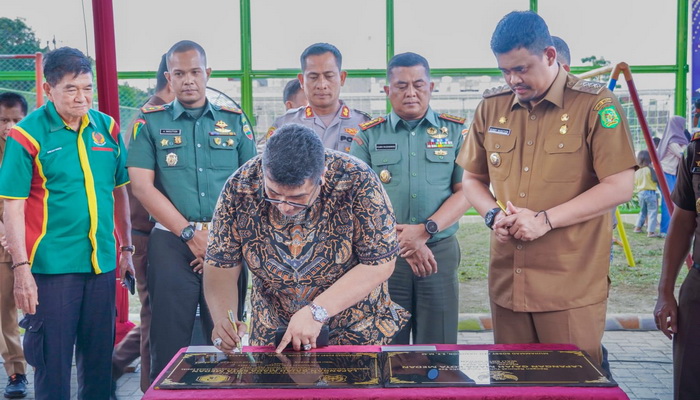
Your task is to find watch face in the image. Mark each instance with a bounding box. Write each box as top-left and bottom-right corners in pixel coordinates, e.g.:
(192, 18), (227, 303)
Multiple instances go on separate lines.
(425, 220), (439, 235)
(181, 225), (195, 241)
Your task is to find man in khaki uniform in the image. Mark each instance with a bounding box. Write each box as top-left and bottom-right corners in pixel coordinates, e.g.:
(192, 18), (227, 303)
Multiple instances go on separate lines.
(264, 43), (370, 153)
(458, 11), (636, 365)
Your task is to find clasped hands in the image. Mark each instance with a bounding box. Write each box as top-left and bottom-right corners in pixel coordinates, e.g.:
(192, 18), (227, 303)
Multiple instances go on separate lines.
(397, 224), (437, 278)
(492, 201), (552, 243)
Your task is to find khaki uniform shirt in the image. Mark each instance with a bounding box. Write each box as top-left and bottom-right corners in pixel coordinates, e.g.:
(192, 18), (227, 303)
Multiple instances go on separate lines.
(456, 67), (636, 312)
(350, 109), (466, 242)
(127, 100), (257, 222)
(264, 101), (370, 153)
(672, 135), (700, 263)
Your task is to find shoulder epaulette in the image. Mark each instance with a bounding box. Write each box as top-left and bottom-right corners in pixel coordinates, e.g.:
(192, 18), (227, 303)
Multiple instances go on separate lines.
(141, 105), (166, 114)
(692, 130), (700, 141)
(571, 80), (606, 95)
(220, 106), (242, 114)
(359, 117), (386, 131)
(483, 85), (512, 99)
(356, 109), (372, 120)
(438, 113), (466, 124)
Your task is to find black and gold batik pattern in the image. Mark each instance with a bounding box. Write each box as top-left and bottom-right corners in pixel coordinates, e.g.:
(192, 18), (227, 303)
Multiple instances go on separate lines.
(206, 151), (409, 346)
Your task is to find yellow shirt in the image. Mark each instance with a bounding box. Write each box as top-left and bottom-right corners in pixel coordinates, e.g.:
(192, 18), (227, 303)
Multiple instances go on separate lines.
(634, 166), (657, 192)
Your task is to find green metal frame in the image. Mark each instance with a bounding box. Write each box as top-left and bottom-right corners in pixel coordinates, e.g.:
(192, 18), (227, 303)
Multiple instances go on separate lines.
(0, 0), (689, 118)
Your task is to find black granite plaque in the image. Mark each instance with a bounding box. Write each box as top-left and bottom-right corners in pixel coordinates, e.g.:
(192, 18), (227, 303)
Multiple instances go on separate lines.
(154, 352), (382, 389)
(384, 350), (616, 387)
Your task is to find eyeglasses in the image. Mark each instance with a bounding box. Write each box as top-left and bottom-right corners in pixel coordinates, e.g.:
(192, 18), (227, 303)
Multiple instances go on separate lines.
(262, 179), (321, 210)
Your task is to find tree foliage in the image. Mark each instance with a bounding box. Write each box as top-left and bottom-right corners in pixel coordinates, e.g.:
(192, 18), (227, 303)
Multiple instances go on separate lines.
(0, 17), (49, 92)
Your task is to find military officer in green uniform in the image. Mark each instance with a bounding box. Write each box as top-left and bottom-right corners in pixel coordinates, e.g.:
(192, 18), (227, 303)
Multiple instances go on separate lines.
(127, 40), (256, 383)
(350, 52), (471, 344)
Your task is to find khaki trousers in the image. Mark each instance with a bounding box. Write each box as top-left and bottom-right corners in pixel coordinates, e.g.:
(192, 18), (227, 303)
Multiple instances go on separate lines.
(0, 261), (26, 376)
(490, 299), (607, 366)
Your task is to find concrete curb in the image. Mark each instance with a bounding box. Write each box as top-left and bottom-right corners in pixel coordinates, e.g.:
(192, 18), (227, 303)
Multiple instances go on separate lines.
(458, 313), (658, 332)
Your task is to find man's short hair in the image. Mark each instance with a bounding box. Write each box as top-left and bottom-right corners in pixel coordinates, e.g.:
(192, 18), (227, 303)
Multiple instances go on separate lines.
(490, 11), (553, 55)
(43, 47), (92, 87)
(300, 43), (342, 72)
(155, 53), (169, 92)
(387, 52), (430, 80)
(282, 79), (302, 103)
(263, 124), (325, 187)
(166, 40), (207, 69)
(0, 92), (28, 116)
(552, 36), (571, 66)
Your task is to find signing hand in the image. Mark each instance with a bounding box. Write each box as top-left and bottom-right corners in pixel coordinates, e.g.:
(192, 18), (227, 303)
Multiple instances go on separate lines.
(275, 306), (323, 353)
(211, 316), (247, 354)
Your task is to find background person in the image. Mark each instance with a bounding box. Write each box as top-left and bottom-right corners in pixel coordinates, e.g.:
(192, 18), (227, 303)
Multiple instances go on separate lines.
(203, 124), (409, 353)
(0, 92), (28, 399)
(127, 40), (256, 382)
(0, 47), (134, 400)
(654, 130), (700, 400)
(657, 115), (689, 238)
(282, 79), (307, 111)
(350, 52), (470, 344)
(458, 11), (636, 366)
(633, 150), (660, 237)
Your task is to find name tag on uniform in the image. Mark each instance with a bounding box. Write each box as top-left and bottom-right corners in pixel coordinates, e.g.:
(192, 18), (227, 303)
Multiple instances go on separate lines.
(488, 126), (511, 136)
(375, 143), (397, 150)
(691, 167), (700, 174)
(160, 129), (181, 135)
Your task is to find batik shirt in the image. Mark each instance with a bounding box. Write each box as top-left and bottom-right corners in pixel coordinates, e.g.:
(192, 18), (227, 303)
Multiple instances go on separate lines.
(205, 150), (409, 345)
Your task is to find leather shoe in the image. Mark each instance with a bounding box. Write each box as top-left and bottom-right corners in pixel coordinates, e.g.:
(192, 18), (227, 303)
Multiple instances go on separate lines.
(4, 374), (27, 399)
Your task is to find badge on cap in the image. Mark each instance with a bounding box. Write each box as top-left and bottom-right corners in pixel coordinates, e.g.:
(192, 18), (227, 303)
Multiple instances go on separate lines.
(560, 125), (568, 135)
(166, 153), (178, 167)
(490, 153), (501, 167)
(379, 169), (392, 183)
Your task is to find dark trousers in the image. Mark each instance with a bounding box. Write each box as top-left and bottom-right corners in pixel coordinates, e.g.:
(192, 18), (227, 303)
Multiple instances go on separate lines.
(20, 270), (116, 400)
(147, 229), (215, 382)
(390, 235), (460, 344)
(674, 266), (700, 400)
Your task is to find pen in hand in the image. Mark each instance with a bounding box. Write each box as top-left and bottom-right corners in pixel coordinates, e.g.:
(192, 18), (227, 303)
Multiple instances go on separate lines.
(496, 200), (509, 215)
(227, 309), (242, 352)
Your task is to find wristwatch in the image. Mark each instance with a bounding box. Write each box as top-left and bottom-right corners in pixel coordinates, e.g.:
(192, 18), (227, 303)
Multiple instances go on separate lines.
(424, 219), (439, 238)
(179, 225), (195, 242)
(308, 302), (329, 324)
(484, 207), (502, 230)
(120, 245), (136, 253)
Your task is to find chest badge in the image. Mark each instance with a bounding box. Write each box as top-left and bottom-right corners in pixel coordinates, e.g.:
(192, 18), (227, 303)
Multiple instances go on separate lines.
(560, 125), (568, 135)
(174, 136), (182, 145)
(427, 126), (447, 139)
(490, 152), (502, 167)
(214, 138), (222, 145)
(561, 114), (570, 122)
(166, 152), (178, 167)
(697, 198), (700, 213)
(160, 139), (170, 147)
(434, 150), (448, 156)
(379, 169), (392, 183)
(214, 120), (232, 134)
(227, 138), (235, 146)
(498, 116), (507, 124)
(92, 132), (106, 146)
